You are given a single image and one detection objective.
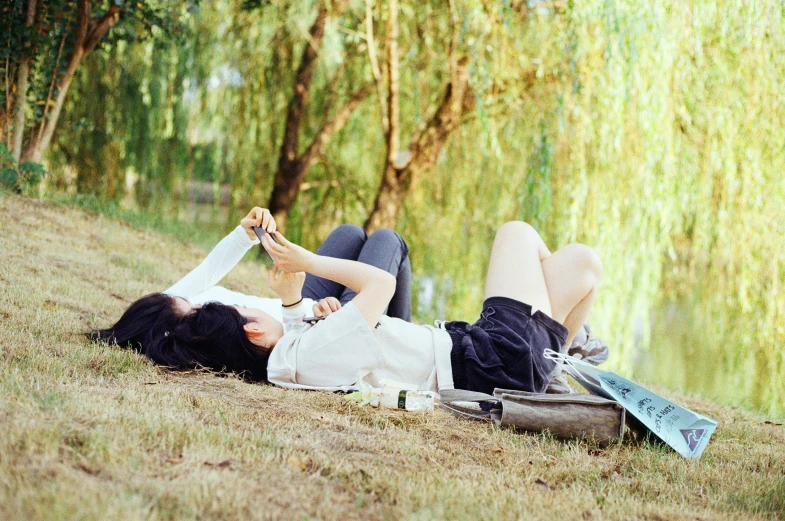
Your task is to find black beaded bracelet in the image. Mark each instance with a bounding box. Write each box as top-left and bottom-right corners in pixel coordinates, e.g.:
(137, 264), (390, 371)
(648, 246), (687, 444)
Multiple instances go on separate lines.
(282, 297), (303, 308)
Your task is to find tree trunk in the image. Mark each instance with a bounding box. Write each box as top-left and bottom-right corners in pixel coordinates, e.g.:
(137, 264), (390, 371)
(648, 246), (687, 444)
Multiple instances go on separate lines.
(10, 60), (31, 161)
(10, 0), (37, 162)
(267, 0), (330, 229)
(385, 0), (400, 164)
(20, 2), (120, 163)
(364, 58), (473, 232)
(0, 111), (7, 144)
(21, 51), (80, 163)
(268, 0), (364, 231)
(364, 163), (405, 232)
(269, 159), (308, 226)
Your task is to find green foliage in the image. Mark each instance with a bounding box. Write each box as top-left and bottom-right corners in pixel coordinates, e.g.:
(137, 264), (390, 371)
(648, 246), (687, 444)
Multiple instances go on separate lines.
(239, 0), (271, 11)
(29, 0), (785, 416)
(103, 0), (193, 45)
(0, 0), (193, 160)
(0, 143), (46, 194)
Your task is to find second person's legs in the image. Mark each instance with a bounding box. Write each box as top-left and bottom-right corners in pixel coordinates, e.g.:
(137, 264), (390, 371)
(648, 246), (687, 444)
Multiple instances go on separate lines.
(302, 224), (367, 302)
(340, 229), (412, 322)
(301, 225), (413, 321)
(541, 243), (602, 344)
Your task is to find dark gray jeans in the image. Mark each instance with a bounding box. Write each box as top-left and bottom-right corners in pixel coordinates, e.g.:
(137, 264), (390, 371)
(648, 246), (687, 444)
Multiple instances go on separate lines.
(301, 225), (412, 321)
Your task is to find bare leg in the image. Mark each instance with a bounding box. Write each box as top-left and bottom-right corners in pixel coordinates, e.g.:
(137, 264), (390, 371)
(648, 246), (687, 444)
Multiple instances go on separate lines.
(541, 243), (602, 344)
(484, 222), (554, 316)
(484, 222), (602, 344)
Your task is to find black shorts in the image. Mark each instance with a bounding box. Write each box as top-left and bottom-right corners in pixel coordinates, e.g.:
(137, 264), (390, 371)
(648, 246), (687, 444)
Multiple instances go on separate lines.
(444, 296), (569, 395)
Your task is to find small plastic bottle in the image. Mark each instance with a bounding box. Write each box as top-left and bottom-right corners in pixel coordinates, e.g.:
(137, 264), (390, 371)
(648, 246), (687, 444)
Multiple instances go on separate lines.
(370, 388), (439, 411)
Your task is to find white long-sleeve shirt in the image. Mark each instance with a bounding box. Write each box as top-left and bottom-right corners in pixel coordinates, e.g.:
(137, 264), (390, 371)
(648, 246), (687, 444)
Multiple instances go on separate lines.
(165, 226), (455, 392)
(267, 302), (455, 393)
(163, 225), (315, 325)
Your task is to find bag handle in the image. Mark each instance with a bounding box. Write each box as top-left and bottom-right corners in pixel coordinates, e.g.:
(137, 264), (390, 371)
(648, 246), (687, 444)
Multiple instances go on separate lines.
(544, 348), (604, 386)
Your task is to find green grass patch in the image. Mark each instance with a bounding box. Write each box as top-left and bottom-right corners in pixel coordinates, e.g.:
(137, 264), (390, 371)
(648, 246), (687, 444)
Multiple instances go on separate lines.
(0, 192), (783, 521)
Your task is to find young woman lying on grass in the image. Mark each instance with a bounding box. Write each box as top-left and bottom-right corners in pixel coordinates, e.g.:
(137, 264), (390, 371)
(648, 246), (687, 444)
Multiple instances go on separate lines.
(258, 221), (605, 394)
(92, 207), (413, 382)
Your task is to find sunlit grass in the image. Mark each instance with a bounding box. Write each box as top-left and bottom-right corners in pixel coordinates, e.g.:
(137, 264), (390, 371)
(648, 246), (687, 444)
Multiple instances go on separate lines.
(0, 192), (783, 520)
(31, 0), (785, 419)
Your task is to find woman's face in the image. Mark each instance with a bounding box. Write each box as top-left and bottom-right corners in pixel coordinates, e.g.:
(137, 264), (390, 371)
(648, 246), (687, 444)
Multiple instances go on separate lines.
(233, 305), (284, 348)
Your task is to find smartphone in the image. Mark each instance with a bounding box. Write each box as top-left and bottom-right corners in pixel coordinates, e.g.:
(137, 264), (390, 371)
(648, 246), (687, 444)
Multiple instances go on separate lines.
(303, 316), (325, 325)
(252, 225), (278, 263)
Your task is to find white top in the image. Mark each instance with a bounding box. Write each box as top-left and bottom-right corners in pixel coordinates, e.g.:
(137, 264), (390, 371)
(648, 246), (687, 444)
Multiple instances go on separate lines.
(163, 225), (315, 323)
(267, 301), (455, 392)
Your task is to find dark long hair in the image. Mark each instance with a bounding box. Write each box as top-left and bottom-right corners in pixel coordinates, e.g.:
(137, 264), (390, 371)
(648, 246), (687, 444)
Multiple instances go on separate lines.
(90, 293), (180, 354)
(90, 294), (270, 381)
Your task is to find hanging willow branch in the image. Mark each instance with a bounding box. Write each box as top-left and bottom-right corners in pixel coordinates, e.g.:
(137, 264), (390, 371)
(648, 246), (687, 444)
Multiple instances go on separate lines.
(364, 0), (474, 232)
(365, 0), (387, 135)
(267, 0), (369, 229)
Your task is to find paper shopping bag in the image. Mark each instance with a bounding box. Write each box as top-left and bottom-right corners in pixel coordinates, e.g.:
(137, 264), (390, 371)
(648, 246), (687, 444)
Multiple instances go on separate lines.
(545, 350), (718, 460)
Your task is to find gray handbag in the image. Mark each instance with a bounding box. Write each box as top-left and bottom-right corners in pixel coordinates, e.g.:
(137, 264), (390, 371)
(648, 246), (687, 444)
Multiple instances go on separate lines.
(440, 388), (626, 447)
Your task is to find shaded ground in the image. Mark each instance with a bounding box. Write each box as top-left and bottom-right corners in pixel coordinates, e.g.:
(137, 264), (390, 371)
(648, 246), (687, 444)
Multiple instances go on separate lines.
(0, 193), (782, 521)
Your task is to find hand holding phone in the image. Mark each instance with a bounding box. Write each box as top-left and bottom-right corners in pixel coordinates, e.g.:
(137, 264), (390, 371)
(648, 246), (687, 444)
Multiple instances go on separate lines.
(253, 225), (278, 263)
(241, 207), (275, 240)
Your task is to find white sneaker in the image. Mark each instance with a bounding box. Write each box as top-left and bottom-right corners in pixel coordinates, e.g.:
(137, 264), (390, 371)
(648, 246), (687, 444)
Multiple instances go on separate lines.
(546, 372), (574, 394)
(567, 324), (609, 366)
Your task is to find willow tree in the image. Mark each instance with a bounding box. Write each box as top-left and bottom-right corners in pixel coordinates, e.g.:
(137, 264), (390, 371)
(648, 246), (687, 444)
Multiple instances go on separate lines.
(266, 0), (372, 229)
(360, 0), (471, 231)
(0, 0), (185, 164)
(52, 0), (785, 415)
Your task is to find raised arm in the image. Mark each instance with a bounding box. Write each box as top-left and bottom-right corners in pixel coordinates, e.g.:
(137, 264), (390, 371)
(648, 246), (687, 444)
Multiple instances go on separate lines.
(164, 207), (275, 299)
(261, 232), (396, 328)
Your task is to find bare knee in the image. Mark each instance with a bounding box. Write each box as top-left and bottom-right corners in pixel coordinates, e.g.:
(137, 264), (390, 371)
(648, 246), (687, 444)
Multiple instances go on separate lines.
(495, 221), (540, 245)
(569, 243), (603, 282)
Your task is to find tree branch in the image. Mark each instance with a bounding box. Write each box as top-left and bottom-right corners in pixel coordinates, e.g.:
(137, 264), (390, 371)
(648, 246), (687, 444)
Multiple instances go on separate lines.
(74, 0), (90, 47)
(365, 0), (388, 135)
(385, 0), (400, 169)
(84, 6), (121, 54)
(448, 0), (460, 84)
(278, 0), (330, 167)
(301, 85), (372, 169)
(3, 28), (14, 145)
(36, 10), (73, 144)
(402, 57), (472, 184)
(363, 56), (473, 232)
(268, 0), (351, 225)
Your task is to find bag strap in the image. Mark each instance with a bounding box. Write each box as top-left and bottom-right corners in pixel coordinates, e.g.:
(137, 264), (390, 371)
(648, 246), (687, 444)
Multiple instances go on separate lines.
(439, 389), (499, 422)
(544, 349), (605, 385)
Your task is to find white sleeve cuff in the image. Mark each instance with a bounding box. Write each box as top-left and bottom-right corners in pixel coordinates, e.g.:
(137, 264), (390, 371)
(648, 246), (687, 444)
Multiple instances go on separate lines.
(233, 225), (260, 246)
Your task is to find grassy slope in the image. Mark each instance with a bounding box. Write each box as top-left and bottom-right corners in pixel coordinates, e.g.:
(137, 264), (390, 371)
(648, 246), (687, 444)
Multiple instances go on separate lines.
(0, 193), (782, 521)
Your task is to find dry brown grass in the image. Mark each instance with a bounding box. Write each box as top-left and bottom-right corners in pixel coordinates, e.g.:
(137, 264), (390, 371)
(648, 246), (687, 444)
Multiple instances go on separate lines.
(0, 193), (783, 521)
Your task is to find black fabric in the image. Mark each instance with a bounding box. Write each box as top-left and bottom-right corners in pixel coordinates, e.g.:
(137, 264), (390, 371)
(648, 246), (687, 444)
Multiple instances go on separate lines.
(445, 296), (569, 395)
